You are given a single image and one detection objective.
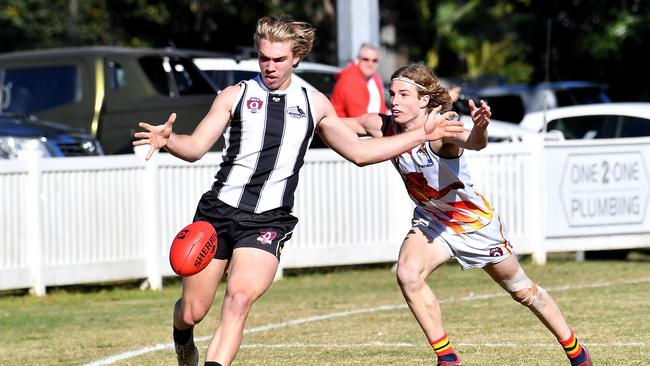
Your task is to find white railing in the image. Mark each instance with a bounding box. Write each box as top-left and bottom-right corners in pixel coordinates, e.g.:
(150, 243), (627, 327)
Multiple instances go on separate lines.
(2, 137), (649, 295)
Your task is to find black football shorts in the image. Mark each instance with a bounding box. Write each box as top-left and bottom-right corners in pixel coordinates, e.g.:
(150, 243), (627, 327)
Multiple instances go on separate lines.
(192, 189), (298, 260)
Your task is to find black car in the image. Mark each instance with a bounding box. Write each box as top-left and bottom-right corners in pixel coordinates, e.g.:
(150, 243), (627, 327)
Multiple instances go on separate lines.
(0, 113), (102, 159)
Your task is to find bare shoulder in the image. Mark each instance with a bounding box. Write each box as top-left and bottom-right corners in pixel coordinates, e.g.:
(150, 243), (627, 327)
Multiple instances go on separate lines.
(218, 84), (243, 101)
(308, 89), (330, 104)
(308, 89), (334, 122)
(207, 84), (243, 112)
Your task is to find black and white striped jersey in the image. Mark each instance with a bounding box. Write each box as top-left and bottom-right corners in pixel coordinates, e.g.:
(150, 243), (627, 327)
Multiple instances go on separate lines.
(212, 76), (317, 213)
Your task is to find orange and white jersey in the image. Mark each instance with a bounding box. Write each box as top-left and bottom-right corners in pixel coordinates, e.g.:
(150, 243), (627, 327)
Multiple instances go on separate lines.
(385, 120), (494, 234)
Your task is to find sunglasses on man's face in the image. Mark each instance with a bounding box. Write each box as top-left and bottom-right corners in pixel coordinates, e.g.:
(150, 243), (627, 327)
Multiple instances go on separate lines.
(360, 57), (378, 63)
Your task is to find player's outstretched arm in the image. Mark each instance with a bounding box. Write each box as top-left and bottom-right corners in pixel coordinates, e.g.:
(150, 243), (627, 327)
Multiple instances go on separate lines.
(314, 93), (464, 166)
(133, 85), (239, 161)
(444, 99), (491, 151)
(340, 113), (384, 137)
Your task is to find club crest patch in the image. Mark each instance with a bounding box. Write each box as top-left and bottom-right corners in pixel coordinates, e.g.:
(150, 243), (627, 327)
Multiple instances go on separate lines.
(247, 97), (264, 113)
(490, 247), (504, 257)
(257, 231), (277, 245)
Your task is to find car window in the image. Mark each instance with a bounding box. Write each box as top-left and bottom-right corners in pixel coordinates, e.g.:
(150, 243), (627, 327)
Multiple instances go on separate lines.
(139, 56), (214, 97)
(201, 70), (230, 90)
(554, 87), (609, 107)
(481, 95), (525, 123)
(201, 70), (258, 91)
(547, 115), (614, 139)
(107, 61), (126, 90)
(295, 71), (337, 97)
(0, 65), (80, 114)
(616, 116), (650, 138)
(139, 56), (171, 96)
(168, 58), (214, 96)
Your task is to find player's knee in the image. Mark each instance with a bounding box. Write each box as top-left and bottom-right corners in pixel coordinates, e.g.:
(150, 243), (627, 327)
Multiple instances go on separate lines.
(177, 299), (209, 326)
(510, 283), (548, 312)
(499, 267), (547, 312)
(179, 311), (199, 327)
(396, 262), (424, 290)
(225, 291), (255, 317)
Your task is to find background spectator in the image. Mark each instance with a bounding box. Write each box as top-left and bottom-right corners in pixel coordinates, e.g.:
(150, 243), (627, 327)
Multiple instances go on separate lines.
(331, 43), (387, 117)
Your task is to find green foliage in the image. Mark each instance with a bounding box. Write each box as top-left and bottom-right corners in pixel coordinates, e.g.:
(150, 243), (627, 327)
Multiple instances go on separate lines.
(0, 0), (336, 60)
(0, 0), (648, 100)
(379, 0), (536, 82)
(464, 38), (534, 83)
(433, 0), (534, 82)
(379, 0), (649, 101)
(542, 1), (650, 100)
(0, 0), (68, 50)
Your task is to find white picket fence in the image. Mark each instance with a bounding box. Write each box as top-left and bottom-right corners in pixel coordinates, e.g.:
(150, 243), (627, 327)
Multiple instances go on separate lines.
(2, 137), (649, 295)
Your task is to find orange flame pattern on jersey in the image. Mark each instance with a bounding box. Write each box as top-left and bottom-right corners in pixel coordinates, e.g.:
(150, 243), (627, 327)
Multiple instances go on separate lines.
(403, 172), (465, 202)
(403, 172), (494, 233)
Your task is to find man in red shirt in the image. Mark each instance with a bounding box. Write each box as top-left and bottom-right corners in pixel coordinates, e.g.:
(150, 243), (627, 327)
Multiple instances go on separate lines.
(331, 43), (387, 117)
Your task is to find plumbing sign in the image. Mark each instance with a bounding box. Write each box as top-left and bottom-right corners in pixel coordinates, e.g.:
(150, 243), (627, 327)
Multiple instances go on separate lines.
(559, 151), (649, 227)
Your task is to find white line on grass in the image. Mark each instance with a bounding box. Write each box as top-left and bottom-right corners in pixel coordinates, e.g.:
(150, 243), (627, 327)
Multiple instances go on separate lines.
(82, 277), (650, 366)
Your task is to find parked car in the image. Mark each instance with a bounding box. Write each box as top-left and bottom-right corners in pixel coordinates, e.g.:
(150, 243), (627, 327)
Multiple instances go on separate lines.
(458, 115), (535, 143)
(293, 62), (340, 98)
(0, 46), (220, 154)
(0, 113), (103, 159)
(458, 81), (611, 123)
(519, 103), (650, 139)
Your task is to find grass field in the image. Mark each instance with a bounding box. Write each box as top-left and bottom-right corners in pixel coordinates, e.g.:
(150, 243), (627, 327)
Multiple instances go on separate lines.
(1, 254), (649, 365)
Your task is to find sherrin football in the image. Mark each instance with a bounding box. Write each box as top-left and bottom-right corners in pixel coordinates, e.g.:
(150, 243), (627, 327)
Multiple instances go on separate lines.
(170, 221), (218, 277)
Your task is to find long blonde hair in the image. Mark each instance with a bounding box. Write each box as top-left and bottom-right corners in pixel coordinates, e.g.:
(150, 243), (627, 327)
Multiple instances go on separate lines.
(254, 16), (316, 67)
(391, 64), (452, 113)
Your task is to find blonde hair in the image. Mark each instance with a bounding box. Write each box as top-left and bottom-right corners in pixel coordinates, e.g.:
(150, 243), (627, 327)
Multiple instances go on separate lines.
(390, 64), (452, 113)
(254, 16), (315, 67)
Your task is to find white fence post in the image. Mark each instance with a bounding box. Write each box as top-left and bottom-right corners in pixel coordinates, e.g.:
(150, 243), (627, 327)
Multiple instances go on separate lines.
(25, 155), (45, 295)
(143, 155), (162, 290)
(528, 136), (547, 265)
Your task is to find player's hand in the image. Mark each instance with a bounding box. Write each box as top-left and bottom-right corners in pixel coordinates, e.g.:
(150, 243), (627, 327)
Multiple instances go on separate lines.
(423, 106), (464, 141)
(469, 99), (491, 132)
(133, 113), (176, 160)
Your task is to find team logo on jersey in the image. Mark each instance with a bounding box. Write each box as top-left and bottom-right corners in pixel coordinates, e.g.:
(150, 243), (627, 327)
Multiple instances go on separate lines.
(272, 96), (281, 103)
(489, 247), (503, 257)
(287, 105), (306, 119)
(257, 231), (277, 245)
(246, 97), (264, 113)
(414, 143), (435, 167)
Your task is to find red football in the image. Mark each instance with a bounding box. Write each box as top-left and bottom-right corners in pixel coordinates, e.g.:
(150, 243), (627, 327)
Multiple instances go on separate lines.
(169, 221), (218, 277)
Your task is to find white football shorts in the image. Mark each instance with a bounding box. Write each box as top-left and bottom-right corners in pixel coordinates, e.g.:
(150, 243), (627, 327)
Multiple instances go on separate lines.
(412, 206), (514, 270)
